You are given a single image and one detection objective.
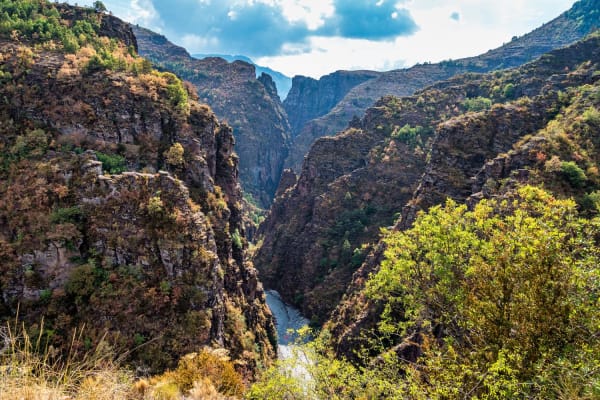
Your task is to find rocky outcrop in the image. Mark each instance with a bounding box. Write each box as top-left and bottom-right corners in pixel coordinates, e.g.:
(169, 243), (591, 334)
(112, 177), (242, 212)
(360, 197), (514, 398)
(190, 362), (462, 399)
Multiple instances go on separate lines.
(0, 2), (275, 376)
(255, 33), (600, 327)
(133, 26), (291, 207)
(283, 0), (600, 172)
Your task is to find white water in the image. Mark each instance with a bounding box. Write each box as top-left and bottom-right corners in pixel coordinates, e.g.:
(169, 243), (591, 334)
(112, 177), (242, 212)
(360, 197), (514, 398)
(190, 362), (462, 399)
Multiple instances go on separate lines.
(265, 289), (310, 358)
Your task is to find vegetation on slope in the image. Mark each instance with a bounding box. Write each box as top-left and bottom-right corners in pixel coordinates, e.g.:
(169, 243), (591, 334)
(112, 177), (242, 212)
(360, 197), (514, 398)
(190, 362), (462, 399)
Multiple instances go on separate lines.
(255, 32), (600, 325)
(251, 187), (600, 399)
(0, 0), (275, 388)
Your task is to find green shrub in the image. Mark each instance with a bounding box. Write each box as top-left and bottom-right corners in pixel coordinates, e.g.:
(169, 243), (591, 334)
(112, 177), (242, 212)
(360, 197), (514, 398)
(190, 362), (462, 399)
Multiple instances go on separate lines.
(561, 161), (587, 188)
(365, 186), (600, 398)
(231, 229), (242, 249)
(503, 83), (516, 98)
(391, 124), (430, 146)
(95, 151), (126, 174)
(463, 96), (492, 112)
(50, 206), (82, 224)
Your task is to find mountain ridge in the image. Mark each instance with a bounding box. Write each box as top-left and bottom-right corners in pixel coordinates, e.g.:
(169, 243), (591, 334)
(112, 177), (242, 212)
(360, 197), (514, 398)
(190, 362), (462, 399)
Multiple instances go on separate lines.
(283, 0), (600, 173)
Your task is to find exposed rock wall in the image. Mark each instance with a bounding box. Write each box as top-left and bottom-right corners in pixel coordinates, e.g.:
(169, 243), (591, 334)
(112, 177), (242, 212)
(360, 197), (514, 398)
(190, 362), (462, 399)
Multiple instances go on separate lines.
(255, 33), (600, 327)
(133, 26), (291, 207)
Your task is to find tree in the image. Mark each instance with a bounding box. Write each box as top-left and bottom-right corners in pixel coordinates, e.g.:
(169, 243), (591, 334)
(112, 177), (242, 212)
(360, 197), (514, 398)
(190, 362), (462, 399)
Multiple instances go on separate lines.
(93, 1), (107, 13)
(366, 186), (600, 398)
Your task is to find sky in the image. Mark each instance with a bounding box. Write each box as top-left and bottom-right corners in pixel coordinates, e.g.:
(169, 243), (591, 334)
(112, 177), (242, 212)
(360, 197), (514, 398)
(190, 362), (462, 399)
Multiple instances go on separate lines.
(75, 0), (577, 78)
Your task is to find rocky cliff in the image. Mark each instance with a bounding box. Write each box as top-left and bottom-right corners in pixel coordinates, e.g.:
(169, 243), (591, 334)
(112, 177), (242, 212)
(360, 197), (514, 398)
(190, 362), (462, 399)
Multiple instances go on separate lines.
(255, 32), (600, 326)
(132, 26), (291, 208)
(0, 1), (275, 375)
(283, 70), (381, 138)
(283, 0), (600, 172)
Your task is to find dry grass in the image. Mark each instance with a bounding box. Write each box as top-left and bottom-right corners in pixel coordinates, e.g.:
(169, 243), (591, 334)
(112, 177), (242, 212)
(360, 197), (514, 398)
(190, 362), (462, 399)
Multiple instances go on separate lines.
(0, 319), (244, 399)
(0, 318), (135, 400)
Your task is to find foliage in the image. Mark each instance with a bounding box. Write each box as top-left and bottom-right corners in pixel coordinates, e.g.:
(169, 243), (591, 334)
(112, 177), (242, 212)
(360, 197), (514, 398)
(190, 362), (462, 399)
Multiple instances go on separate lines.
(231, 228), (243, 249)
(147, 195), (165, 217)
(247, 329), (404, 399)
(164, 72), (190, 115)
(462, 96), (493, 112)
(502, 83), (516, 99)
(93, 1), (107, 13)
(96, 151), (126, 174)
(390, 124), (430, 147)
(0, 0), (100, 53)
(164, 142), (184, 167)
(140, 348), (245, 398)
(560, 160), (587, 187)
(9, 129), (49, 159)
(50, 206), (82, 224)
(0, 320), (136, 399)
(364, 186), (600, 398)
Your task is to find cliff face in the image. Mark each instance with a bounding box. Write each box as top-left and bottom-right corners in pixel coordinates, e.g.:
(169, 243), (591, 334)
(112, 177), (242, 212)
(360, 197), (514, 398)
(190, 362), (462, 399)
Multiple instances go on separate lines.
(0, 2), (275, 375)
(255, 33), (600, 326)
(132, 26), (291, 208)
(283, 71), (380, 138)
(283, 0), (600, 172)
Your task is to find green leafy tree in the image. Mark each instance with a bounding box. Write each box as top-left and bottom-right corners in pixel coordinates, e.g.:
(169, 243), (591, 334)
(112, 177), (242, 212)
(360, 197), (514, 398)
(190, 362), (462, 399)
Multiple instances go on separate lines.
(164, 142), (185, 167)
(366, 186), (600, 398)
(93, 1), (107, 13)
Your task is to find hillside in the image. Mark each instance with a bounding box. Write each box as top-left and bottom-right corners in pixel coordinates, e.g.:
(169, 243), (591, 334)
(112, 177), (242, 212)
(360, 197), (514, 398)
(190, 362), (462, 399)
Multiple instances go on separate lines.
(132, 26), (291, 207)
(0, 0), (275, 379)
(283, 0), (600, 172)
(254, 32), (600, 325)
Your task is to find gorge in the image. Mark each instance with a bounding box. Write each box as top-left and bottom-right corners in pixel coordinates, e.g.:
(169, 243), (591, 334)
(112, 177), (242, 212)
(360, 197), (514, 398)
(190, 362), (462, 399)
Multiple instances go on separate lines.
(0, 0), (599, 398)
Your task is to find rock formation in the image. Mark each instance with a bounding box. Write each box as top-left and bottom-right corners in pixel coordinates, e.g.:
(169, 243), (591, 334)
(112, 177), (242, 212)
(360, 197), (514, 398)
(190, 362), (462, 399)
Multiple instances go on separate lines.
(0, 2), (275, 375)
(132, 26), (291, 208)
(255, 31), (600, 327)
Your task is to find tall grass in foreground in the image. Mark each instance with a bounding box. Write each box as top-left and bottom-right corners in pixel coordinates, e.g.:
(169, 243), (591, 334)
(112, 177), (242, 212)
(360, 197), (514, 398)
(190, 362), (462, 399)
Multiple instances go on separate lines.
(0, 318), (244, 399)
(0, 318), (135, 400)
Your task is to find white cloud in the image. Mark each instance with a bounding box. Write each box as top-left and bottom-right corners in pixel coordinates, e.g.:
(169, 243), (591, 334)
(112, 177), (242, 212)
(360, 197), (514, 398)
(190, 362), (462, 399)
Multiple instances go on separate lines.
(72, 0), (577, 78)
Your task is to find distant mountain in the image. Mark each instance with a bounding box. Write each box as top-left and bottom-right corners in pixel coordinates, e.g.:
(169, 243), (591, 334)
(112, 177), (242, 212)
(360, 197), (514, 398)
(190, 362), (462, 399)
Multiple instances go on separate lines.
(283, 70), (381, 137)
(283, 0), (600, 172)
(193, 53), (292, 100)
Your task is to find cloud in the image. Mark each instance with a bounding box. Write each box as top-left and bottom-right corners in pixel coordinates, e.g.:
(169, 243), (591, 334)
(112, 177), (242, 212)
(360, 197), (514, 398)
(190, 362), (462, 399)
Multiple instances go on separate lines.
(450, 11), (460, 21)
(319, 0), (418, 40)
(117, 0), (418, 57)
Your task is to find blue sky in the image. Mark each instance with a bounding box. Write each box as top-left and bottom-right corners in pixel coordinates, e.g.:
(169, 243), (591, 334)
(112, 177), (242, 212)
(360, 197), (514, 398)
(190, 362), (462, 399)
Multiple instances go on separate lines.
(77, 0), (577, 78)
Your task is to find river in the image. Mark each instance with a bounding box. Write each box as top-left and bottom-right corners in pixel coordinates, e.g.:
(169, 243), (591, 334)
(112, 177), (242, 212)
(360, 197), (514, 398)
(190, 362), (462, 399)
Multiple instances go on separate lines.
(265, 289), (310, 357)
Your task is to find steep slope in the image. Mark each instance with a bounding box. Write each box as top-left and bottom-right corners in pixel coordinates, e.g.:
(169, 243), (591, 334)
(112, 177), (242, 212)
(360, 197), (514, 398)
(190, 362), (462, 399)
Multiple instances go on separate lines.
(328, 37), (600, 362)
(0, 1), (275, 375)
(132, 26), (291, 207)
(193, 53), (292, 100)
(255, 32), (600, 324)
(283, 70), (381, 138)
(284, 0), (600, 172)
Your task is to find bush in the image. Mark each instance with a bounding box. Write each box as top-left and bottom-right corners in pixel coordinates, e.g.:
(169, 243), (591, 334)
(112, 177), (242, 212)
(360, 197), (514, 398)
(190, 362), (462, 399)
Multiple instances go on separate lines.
(462, 96), (492, 112)
(50, 206), (82, 224)
(561, 161), (587, 188)
(95, 151), (126, 174)
(502, 83), (516, 99)
(164, 142), (185, 167)
(365, 186), (600, 398)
